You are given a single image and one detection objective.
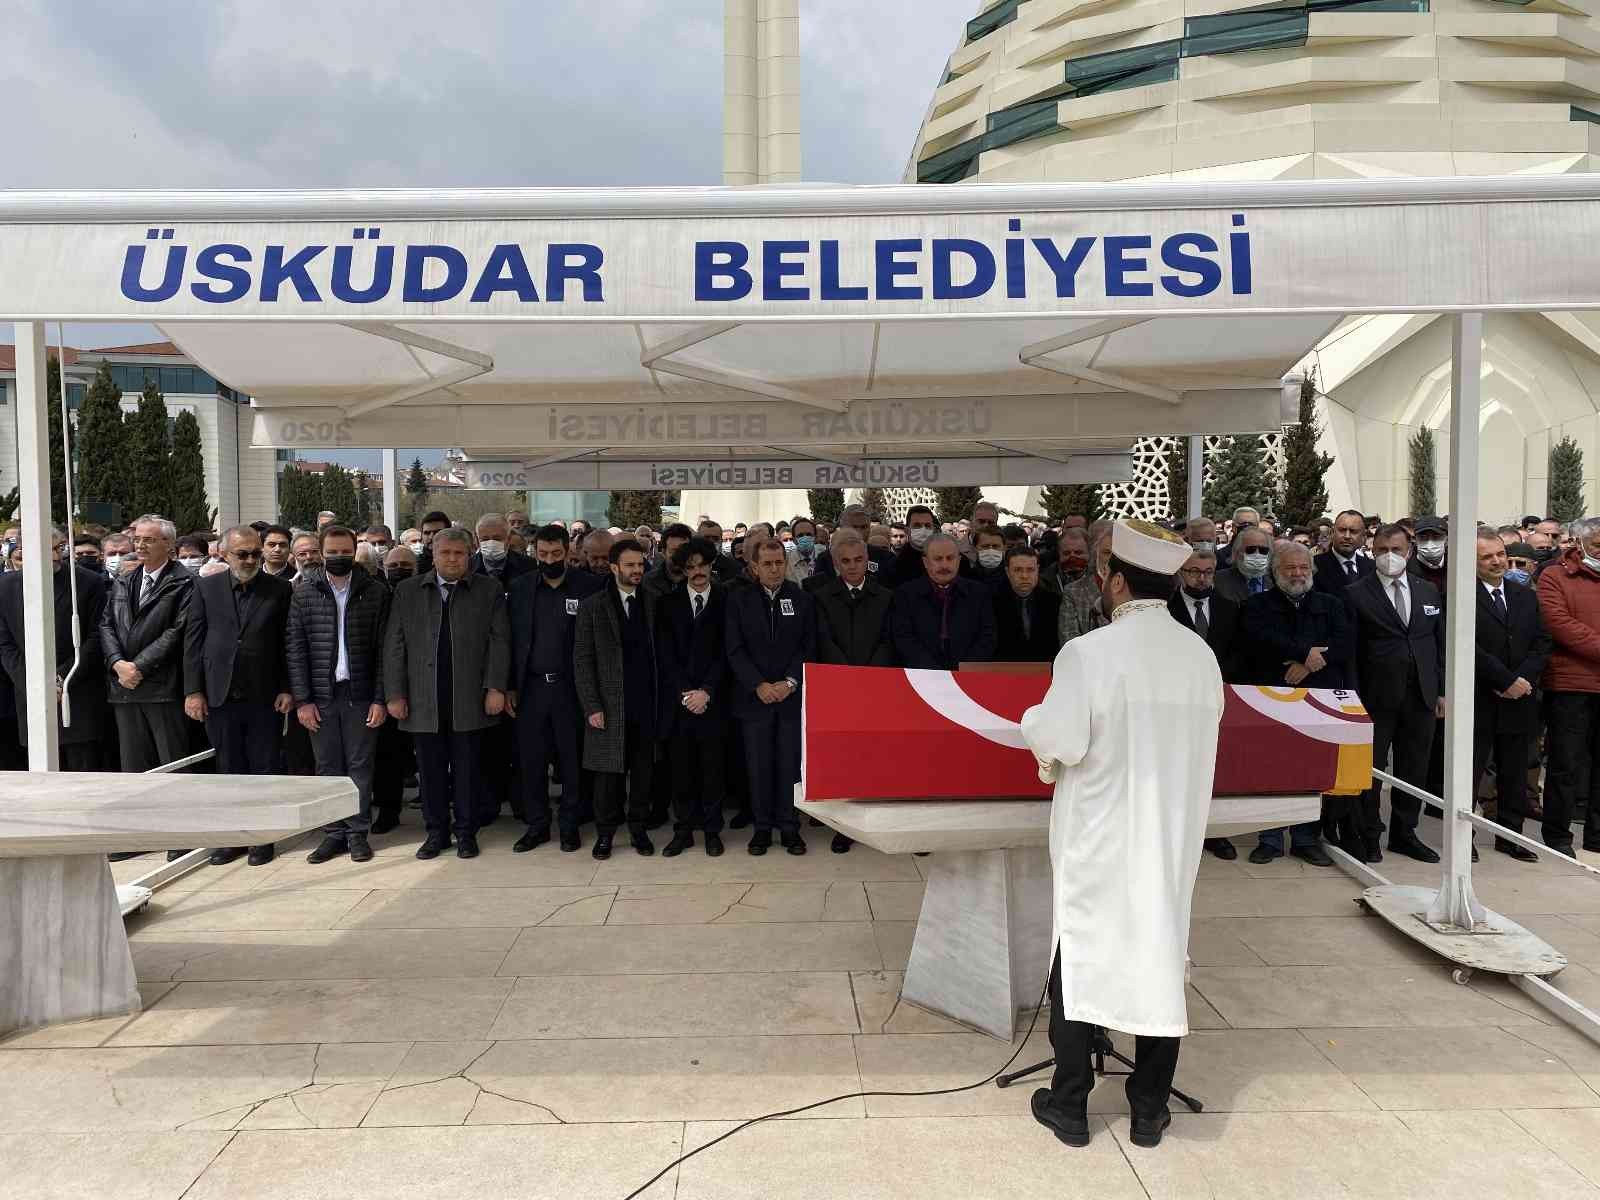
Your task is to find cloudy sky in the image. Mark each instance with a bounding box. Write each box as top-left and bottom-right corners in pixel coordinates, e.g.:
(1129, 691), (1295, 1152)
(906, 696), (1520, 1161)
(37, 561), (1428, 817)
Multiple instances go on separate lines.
(4, 0), (975, 466)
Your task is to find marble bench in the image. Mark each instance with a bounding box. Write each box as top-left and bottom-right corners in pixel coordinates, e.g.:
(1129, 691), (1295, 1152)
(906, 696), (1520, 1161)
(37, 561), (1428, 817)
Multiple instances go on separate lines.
(0, 772), (356, 1038)
(795, 793), (1321, 1039)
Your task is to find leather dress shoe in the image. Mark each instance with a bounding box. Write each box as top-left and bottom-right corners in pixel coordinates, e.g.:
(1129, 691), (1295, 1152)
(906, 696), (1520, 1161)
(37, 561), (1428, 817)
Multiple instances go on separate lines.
(456, 835), (480, 859)
(348, 835), (373, 864)
(748, 830), (772, 856)
(704, 832), (724, 857)
(1387, 831), (1440, 863)
(415, 835), (450, 861)
(631, 835), (656, 856)
(167, 849), (193, 862)
(592, 834), (614, 861)
(1496, 839), (1540, 862)
(831, 833), (854, 854)
(1364, 846), (1384, 864)
(1291, 844), (1334, 867)
(307, 836), (348, 865)
(209, 847), (245, 866)
(560, 833), (582, 853)
(370, 811), (400, 835)
(246, 844), (275, 867)
(1585, 841), (1600, 854)
(513, 829), (551, 853)
(1547, 840), (1575, 860)
(781, 832), (807, 856)
(1248, 844), (1281, 865)
(662, 833), (694, 858)
(730, 810), (753, 830)
(1204, 837), (1237, 861)
(108, 852), (144, 862)
(1129, 1111), (1172, 1149)
(1030, 1090), (1090, 1148)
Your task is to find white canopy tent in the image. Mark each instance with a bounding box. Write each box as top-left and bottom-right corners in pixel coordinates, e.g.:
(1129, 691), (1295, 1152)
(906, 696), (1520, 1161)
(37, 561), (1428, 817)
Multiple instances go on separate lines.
(6, 173), (1600, 1033)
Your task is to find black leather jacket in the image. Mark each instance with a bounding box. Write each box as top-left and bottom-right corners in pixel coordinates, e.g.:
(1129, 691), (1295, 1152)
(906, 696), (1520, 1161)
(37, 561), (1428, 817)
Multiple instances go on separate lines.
(100, 561), (195, 703)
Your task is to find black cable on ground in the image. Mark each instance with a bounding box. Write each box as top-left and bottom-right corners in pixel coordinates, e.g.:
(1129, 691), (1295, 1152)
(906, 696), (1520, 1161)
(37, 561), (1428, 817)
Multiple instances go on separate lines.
(620, 975), (1053, 1200)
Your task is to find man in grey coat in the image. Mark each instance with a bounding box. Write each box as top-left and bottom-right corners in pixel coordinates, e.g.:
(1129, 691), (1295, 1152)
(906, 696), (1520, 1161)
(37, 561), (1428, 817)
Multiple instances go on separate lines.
(384, 527), (510, 860)
(574, 537), (659, 861)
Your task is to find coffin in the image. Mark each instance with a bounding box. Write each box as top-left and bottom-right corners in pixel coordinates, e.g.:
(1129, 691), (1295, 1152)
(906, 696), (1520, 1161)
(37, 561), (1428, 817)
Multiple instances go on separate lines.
(802, 665), (1372, 802)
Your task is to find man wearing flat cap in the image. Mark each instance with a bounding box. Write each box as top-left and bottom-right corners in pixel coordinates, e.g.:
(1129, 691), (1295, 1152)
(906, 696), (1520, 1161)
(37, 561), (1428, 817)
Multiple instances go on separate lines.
(1022, 519), (1225, 1153)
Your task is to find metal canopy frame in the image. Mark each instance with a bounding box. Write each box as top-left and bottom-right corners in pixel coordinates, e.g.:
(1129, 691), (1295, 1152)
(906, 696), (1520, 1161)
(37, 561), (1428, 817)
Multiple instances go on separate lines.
(8, 173), (1600, 1040)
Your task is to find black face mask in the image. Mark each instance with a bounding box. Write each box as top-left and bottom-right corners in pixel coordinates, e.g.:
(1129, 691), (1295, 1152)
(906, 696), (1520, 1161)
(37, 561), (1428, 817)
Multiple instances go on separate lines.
(539, 559), (567, 580)
(323, 555), (354, 578)
(385, 567), (414, 583)
(1183, 584), (1214, 601)
(78, 556), (102, 571)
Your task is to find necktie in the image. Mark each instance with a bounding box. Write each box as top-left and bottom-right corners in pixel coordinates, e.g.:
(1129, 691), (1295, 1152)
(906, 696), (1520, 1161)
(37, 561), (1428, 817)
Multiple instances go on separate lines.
(1390, 579), (1409, 626)
(139, 571), (156, 607)
(1492, 587), (1507, 621)
(1193, 599), (1209, 638)
(621, 593), (631, 621)
(693, 592), (704, 621)
(1249, 577), (1264, 595)
(1020, 595), (1032, 641)
(1345, 560), (1356, 580)
(441, 580), (455, 606)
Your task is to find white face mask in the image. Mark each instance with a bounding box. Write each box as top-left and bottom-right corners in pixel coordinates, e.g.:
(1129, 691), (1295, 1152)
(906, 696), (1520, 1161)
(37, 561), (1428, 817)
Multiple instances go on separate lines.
(1190, 540), (1216, 556)
(178, 555), (205, 569)
(404, 540), (423, 555)
(1375, 551), (1408, 578)
(104, 554), (123, 573)
(977, 548), (1004, 570)
(1238, 549), (1271, 579)
(1417, 540), (1445, 566)
(908, 527), (934, 549)
(479, 539), (507, 562)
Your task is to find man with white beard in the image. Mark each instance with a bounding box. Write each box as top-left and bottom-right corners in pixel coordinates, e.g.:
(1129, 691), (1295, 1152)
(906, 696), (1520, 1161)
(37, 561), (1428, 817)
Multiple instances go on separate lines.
(1021, 520), (1223, 1151)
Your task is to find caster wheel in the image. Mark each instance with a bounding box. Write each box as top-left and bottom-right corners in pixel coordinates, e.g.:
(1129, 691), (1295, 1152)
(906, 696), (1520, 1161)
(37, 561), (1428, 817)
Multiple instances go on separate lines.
(1452, 968), (1473, 986)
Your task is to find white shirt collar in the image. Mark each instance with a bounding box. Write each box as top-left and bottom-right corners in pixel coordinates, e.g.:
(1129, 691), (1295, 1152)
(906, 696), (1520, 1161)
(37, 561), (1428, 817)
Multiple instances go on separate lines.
(764, 585), (782, 601)
(142, 560), (168, 583)
(616, 583), (636, 600)
(687, 583), (710, 600)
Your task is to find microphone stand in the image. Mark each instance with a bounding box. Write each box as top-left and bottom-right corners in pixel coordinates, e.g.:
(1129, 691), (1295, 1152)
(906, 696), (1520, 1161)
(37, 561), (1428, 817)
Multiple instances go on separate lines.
(994, 1026), (1205, 1113)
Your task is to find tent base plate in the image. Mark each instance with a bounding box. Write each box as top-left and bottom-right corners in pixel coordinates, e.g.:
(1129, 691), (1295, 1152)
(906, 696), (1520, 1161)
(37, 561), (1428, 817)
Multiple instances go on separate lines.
(1362, 885), (1566, 977)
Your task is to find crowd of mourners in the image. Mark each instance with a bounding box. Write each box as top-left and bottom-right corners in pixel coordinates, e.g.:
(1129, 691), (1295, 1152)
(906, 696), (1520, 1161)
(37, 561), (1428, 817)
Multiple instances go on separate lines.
(0, 497), (1593, 872)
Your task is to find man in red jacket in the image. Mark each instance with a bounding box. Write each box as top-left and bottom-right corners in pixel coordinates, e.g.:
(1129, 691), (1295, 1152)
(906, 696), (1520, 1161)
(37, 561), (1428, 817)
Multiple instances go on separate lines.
(1536, 517), (1600, 855)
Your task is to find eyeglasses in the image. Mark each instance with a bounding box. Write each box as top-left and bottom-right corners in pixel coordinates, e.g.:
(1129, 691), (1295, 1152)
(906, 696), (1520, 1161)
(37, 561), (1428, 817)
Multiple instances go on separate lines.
(131, 536), (166, 546)
(231, 549), (262, 560)
(1179, 568), (1215, 580)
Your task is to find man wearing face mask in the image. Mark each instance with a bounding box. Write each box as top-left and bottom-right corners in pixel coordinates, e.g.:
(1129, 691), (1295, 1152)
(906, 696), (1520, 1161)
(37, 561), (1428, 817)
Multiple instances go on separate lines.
(176, 535), (210, 574)
(1536, 516), (1600, 855)
(1410, 516), (1450, 592)
(971, 525), (1009, 588)
(1214, 527), (1274, 605)
(367, 544), (420, 834)
(1182, 517), (1218, 557)
(0, 527), (110, 771)
(1041, 526), (1090, 597)
(882, 505), (943, 590)
(72, 535), (104, 574)
(785, 517), (822, 585)
(1059, 524), (1113, 646)
(506, 525), (602, 852)
(1313, 510), (1375, 596)
(181, 526), (294, 866)
(469, 513), (532, 829)
(1344, 524), (1446, 864)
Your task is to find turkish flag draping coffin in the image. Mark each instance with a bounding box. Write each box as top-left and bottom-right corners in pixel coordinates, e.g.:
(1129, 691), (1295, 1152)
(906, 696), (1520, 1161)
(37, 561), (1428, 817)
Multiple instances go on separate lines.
(801, 665), (1373, 802)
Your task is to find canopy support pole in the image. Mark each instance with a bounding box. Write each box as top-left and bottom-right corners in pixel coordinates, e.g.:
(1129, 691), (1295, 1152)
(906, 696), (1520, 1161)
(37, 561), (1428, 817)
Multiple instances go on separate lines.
(382, 449), (399, 533)
(1186, 435), (1204, 520)
(13, 322), (59, 771)
(1427, 311), (1487, 932)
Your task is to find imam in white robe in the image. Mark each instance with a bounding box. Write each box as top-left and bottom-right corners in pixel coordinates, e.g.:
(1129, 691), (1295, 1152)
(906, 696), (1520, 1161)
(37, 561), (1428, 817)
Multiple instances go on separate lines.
(1020, 601), (1224, 1037)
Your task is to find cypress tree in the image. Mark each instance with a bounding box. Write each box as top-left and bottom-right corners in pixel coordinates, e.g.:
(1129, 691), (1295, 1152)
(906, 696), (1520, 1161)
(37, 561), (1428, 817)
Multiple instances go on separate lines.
(1201, 434), (1265, 520)
(606, 490), (662, 529)
(168, 411), (212, 534)
(857, 487), (888, 520)
(278, 464), (321, 529)
(77, 362), (128, 523)
(405, 457), (430, 525)
(1548, 436), (1586, 523)
(1408, 427), (1438, 518)
(44, 355), (69, 524)
(128, 381), (172, 519)
(932, 486), (986, 524)
(1279, 377), (1334, 528)
(1166, 437), (1191, 521)
(352, 469), (374, 530)
(1043, 484), (1103, 523)
(807, 488), (844, 524)
(321, 463), (359, 526)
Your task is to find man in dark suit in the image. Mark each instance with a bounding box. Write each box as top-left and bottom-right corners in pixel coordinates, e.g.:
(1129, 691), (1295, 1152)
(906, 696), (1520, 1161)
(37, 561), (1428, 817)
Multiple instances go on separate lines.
(101, 515), (196, 790)
(656, 537), (731, 858)
(890, 532), (997, 668)
(574, 537), (659, 860)
(812, 529), (896, 853)
(1170, 547), (1243, 859)
(384, 527), (510, 861)
(508, 524), (602, 854)
(1213, 525), (1273, 606)
(469, 512), (533, 829)
(1238, 541), (1355, 864)
(992, 544), (1060, 664)
(1345, 523), (1446, 863)
(1313, 509), (1375, 597)
(726, 536), (816, 855)
(182, 526), (293, 866)
(1473, 531), (1550, 861)
(810, 504), (894, 583)
(0, 526), (109, 771)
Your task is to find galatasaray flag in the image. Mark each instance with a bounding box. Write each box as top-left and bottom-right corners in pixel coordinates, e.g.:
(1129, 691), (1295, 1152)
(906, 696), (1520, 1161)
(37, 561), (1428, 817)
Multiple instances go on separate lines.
(802, 665), (1372, 802)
